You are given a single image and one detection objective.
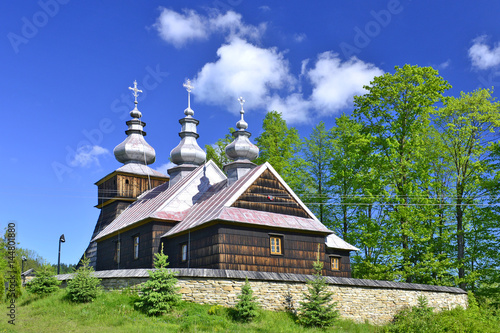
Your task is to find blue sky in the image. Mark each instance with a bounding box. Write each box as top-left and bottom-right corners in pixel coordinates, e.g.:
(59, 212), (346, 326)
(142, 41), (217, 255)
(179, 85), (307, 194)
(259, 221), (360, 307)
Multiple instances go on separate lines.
(3, 0), (500, 266)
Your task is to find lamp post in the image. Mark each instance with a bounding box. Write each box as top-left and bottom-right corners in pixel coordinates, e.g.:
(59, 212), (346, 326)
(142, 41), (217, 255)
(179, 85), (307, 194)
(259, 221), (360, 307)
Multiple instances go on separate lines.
(57, 234), (65, 275)
(21, 256), (27, 284)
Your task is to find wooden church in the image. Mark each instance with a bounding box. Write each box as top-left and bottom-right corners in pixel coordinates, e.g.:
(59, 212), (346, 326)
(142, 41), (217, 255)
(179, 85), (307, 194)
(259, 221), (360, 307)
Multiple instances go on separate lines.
(84, 80), (358, 277)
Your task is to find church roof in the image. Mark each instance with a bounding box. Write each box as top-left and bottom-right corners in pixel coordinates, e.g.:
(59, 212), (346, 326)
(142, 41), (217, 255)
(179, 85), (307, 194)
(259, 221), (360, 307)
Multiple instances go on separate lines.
(163, 162), (331, 237)
(115, 163), (167, 178)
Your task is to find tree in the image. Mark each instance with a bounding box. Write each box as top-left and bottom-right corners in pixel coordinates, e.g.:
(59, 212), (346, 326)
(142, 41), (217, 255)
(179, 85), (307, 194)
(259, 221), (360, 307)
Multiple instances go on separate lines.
(298, 253), (339, 328)
(302, 121), (333, 225)
(255, 111), (306, 192)
(433, 88), (500, 289)
(234, 277), (259, 322)
(135, 245), (180, 316)
(354, 65), (451, 283)
(66, 256), (101, 303)
(205, 127), (235, 170)
(26, 264), (61, 296)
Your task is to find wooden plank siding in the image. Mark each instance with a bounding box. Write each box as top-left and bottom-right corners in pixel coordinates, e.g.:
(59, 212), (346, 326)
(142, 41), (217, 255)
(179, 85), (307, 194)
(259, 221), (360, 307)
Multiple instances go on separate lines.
(162, 223), (351, 277)
(97, 174), (167, 205)
(96, 222), (173, 271)
(232, 170), (310, 218)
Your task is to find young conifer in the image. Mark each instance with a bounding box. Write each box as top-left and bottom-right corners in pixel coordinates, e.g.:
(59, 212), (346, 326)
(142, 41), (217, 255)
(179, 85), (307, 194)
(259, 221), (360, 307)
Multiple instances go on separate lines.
(298, 247), (339, 328)
(135, 244), (180, 316)
(66, 256), (101, 303)
(26, 264), (61, 296)
(234, 277), (259, 322)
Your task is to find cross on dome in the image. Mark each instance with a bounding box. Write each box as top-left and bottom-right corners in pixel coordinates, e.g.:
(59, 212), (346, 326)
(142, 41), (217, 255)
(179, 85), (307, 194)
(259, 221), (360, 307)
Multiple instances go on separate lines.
(238, 96), (245, 113)
(183, 79), (194, 116)
(128, 80), (143, 104)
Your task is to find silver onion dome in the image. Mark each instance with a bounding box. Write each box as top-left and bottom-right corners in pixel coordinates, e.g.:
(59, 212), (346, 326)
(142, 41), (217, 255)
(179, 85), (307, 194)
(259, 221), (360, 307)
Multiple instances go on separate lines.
(225, 97), (259, 162)
(113, 81), (156, 165)
(169, 79), (206, 166)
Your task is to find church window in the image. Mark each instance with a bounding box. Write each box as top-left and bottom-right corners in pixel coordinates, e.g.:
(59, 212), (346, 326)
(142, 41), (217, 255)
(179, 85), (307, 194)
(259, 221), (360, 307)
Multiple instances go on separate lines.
(133, 235), (139, 259)
(330, 256), (341, 271)
(114, 241), (121, 264)
(270, 236), (282, 255)
(181, 243), (188, 262)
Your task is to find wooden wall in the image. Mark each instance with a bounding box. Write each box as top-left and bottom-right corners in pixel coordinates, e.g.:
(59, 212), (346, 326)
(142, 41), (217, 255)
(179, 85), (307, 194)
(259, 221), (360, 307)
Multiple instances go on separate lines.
(96, 222), (172, 271)
(163, 223), (352, 277)
(97, 173), (167, 205)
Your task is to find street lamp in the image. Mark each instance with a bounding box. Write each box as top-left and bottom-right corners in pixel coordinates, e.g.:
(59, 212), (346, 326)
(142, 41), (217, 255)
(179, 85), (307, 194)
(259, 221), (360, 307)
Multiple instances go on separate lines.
(21, 256), (27, 284)
(57, 234), (65, 275)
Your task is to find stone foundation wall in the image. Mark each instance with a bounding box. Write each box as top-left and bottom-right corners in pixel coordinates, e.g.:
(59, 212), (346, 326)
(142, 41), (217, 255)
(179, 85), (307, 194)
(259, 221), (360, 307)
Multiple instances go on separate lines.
(58, 269), (468, 325)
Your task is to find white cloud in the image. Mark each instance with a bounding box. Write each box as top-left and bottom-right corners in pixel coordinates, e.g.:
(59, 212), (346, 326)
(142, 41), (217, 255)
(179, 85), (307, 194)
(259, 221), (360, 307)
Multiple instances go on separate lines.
(294, 33), (306, 43)
(154, 8), (265, 48)
(156, 162), (176, 175)
(438, 59), (451, 70)
(68, 145), (109, 168)
(308, 52), (384, 115)
(469, 35), (500, 70)
(154, 8), (208, 48)
(192, 37), (294, 111)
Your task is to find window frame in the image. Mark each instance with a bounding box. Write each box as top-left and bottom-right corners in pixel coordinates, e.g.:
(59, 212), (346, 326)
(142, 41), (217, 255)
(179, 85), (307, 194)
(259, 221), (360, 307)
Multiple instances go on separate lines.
(133, 235), (140, 260)
(269, 235), (283, 255)
(180, 243), (188, 262)
(330, 256), (341, 271)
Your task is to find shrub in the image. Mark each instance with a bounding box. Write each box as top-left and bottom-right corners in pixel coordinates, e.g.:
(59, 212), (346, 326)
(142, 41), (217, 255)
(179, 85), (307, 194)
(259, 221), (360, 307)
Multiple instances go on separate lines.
(298, 258), (339, 328)
(387, 296), (438, 333)
(66, 256), (101, 303)
(26, 264), (60, 296)
(135, 245), (180, 316)
(234, 278), (259, 322)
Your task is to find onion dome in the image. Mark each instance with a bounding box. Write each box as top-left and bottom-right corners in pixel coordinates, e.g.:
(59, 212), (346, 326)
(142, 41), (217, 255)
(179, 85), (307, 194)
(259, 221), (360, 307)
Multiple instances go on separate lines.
(169, 79), (206, 166)
(114, 81), (156, 165)
(225, 97), (259, 162)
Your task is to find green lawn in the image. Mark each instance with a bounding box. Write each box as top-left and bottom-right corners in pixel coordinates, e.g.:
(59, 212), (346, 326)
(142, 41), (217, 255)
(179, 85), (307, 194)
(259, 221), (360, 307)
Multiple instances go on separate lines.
(0, 289), (379, 333)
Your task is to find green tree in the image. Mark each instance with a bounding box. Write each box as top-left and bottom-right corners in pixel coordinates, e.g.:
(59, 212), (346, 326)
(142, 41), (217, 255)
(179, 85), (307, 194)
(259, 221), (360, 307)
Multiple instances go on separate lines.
(135, 245), (180, 316)
(298, 255), (339, 328)
(66, 256), (101, 303)
(354, 65), (451, 283)
(433, 88), (500, 289)
(26, 264), (61, 296)
(234, 277), (259, 322)
(302, 121), (333, 225)
(255, 111), (306, 192)
(205, 127), (235, 170)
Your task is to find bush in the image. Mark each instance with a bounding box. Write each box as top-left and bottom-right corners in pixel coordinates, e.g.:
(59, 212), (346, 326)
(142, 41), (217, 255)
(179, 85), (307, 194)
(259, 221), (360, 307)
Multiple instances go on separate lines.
(26, 264), (60, 296)
(66, 256), (101, 303)
(386, 296), (438, 333)
(135, 245), (180, 316)
(298, 258), (339, 328)
(234, 278), (259, 322)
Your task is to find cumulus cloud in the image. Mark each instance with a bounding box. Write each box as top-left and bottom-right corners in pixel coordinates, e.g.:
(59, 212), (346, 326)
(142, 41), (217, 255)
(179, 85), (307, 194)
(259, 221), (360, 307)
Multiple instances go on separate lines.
(154, 8), (265, 48)
(307, 52), (384, 115)
(469, 36), (500, 70)
(68, 145), (109, 168)
(192, 37), (294, 111)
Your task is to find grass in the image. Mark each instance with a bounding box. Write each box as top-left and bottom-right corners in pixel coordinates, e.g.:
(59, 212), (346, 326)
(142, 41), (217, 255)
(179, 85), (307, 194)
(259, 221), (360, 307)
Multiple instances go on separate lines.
(0, 289), (381, 333)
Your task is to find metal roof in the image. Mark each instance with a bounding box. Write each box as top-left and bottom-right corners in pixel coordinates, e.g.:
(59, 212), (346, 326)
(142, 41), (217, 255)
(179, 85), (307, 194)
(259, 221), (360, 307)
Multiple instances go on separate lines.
(326, 234), (360, 251)
(115, 163), (167, 178)
(163, 163), (331, 237)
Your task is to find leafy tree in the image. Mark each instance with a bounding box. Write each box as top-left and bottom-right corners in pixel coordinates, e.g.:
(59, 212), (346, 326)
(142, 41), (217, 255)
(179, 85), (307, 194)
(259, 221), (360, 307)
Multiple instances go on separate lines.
(298, 255), (339, 328)
(255, 111), (306, 192)
(205, 127), (235, 169)
(354, 65), (451, 283)
(26, 264), (61, 296)
(234, 277), (259, 322)
(433, 88), (500, 289)
(302, 121), (333, 225)
(66, 256), (101, 303)
(135, 245), (180, 316)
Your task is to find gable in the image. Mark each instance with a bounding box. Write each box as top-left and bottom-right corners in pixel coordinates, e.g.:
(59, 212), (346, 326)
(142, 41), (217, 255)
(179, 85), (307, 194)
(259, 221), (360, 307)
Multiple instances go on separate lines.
(231, 169), (310, 218)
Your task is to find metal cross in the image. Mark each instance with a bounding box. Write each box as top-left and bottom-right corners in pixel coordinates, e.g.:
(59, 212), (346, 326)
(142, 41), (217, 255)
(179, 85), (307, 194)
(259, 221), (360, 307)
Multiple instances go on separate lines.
(183, 79), (194, 109)
(238, 96), (245, 113)
(128, 80), (143, 103)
